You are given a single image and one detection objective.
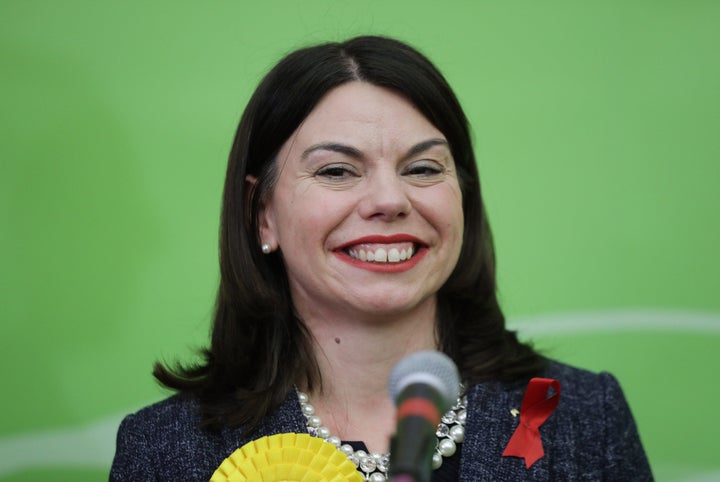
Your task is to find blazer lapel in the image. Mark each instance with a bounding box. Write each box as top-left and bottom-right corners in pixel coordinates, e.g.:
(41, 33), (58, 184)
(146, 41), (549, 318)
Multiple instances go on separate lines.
(218, 391), (309, 462)
(459, 381), (528, 481)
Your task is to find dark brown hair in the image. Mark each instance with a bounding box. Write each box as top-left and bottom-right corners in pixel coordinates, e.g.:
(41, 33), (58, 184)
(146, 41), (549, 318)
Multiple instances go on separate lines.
(154, 35), (546, 431)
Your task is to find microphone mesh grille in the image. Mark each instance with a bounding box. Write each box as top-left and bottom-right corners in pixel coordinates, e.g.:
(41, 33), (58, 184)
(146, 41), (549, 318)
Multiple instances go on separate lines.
(387, 351), (460, 408)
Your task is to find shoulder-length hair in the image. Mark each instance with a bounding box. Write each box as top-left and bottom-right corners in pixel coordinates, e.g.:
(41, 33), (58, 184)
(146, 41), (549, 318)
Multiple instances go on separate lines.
(154, 35), (545, 431)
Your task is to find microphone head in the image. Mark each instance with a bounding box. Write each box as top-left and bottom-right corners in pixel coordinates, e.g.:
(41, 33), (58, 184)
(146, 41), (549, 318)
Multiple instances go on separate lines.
(388, 351), (460, 411)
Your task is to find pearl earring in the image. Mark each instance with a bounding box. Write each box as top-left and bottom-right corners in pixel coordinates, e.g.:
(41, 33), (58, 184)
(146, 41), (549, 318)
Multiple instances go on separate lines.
(261, 243), (271, 254)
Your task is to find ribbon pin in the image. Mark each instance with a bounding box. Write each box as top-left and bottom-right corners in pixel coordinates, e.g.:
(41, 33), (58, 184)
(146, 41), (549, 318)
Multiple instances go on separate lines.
(502, 377), (561, 469)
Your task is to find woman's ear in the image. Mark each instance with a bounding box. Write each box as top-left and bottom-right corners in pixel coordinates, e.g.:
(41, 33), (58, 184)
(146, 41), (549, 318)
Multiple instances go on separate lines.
(246, 175), (278, 253)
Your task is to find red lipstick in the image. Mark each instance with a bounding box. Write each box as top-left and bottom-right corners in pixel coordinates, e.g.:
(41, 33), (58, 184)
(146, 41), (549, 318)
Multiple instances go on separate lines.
(333, 234), (427, 273)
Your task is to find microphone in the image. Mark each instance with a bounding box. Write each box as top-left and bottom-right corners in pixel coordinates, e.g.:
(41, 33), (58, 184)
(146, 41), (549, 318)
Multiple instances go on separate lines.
(387, 351), (460, 482)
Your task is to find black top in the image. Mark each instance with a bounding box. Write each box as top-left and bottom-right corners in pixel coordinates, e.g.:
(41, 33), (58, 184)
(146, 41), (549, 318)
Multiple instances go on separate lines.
(346, 440), (461, 481)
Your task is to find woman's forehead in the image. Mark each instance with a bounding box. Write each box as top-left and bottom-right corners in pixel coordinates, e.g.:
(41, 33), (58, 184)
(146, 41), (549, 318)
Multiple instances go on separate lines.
(283, 82), (446, 156)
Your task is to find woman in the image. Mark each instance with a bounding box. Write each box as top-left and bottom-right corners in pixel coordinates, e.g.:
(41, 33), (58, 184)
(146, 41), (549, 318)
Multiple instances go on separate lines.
(111, 36), (652, 481)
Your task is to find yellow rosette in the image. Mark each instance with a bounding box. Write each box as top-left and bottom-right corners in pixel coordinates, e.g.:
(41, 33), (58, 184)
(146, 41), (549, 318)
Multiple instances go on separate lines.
(210, 432), (363, 482)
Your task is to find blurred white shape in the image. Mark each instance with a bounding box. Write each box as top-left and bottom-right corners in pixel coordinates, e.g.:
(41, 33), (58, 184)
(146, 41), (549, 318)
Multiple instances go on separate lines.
(508, 309), (720, 337)
(0, 413), (123, 475)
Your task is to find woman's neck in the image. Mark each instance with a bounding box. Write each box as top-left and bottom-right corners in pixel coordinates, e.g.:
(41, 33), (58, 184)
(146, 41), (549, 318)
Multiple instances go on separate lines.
(297, 302), (439, 453)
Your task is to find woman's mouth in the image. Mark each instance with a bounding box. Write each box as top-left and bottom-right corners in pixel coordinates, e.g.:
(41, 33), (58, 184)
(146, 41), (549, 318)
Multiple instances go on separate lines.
(334, 235), (427, 272)
(346, 242), (416, 263)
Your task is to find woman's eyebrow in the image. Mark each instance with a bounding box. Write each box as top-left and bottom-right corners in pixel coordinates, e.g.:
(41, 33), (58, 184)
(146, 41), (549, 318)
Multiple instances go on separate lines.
(301, 142), (362, 161)
(403, 138), (449, 160)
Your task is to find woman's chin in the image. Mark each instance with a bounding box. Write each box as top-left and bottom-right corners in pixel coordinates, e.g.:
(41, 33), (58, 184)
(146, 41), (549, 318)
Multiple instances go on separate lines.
(339, 293), (437, 321)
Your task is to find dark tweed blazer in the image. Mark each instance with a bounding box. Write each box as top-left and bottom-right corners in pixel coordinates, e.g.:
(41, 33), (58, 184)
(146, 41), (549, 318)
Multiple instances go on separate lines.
(110, 361), (652, 481)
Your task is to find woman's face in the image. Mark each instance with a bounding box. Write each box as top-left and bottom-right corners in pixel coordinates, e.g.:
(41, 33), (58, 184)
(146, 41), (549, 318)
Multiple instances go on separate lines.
(260, 82), (463, 320)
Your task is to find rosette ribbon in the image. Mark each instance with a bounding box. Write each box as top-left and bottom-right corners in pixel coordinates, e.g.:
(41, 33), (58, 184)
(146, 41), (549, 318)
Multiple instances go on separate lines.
(211, 432), (363, 482)
(502, 377), (561, 469)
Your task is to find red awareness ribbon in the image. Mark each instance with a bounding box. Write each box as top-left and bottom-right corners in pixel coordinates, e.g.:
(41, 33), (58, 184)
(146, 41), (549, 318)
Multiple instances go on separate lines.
(502, 377), (561, 469)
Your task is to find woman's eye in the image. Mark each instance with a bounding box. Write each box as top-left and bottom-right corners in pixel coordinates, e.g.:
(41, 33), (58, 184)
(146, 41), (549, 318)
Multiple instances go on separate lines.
(315, 164), (358, 179)
(404, 161), (444, 177)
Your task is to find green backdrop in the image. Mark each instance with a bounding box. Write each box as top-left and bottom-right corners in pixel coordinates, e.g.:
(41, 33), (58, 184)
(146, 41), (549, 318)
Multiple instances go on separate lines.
(2, 1), (718, 480)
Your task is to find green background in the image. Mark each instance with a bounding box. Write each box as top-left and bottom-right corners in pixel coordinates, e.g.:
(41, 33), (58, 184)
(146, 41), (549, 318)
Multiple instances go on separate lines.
(2, 1), (718, 480)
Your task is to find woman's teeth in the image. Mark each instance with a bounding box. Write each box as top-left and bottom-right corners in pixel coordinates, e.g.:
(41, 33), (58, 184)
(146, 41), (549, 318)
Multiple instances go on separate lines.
(347, 245), (415, 263)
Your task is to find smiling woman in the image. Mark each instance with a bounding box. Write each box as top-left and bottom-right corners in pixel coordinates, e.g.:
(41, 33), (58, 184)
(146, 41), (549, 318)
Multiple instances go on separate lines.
(109, 36), (652, 481)
(260, 82), (463, 319)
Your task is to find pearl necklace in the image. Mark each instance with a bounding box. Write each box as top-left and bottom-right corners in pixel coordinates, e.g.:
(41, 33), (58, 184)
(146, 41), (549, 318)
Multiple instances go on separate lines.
(297, 389), (467, 482)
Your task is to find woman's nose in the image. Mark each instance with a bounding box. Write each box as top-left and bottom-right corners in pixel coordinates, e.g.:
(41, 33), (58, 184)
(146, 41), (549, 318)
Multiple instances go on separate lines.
(357, 171), (412, 221)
